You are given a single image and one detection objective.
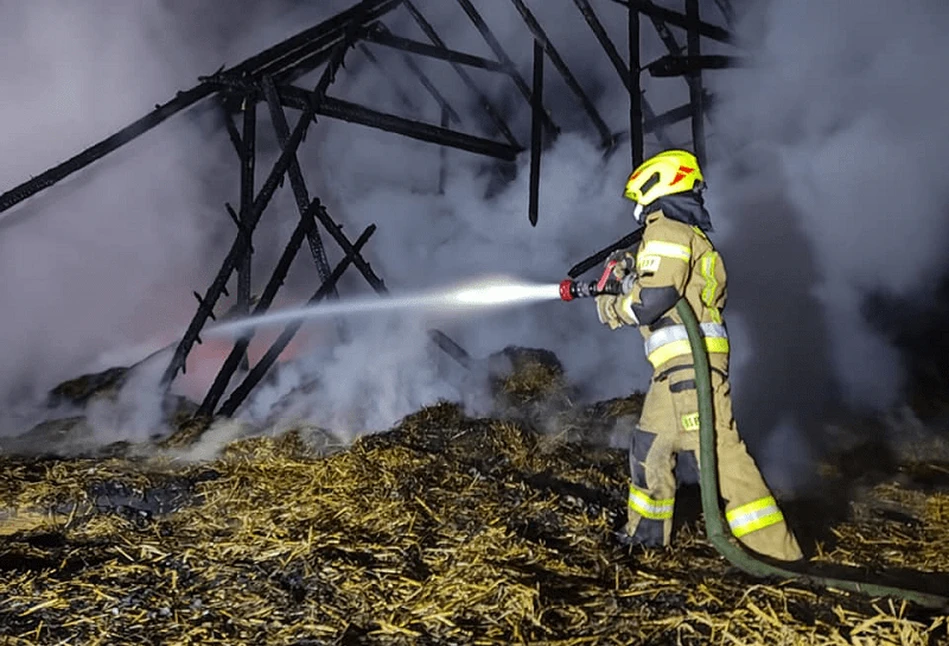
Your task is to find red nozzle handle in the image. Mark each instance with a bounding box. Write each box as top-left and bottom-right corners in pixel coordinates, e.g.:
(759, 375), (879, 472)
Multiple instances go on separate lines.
(560, 279), (575, 301)
(597, 260), (617, 291)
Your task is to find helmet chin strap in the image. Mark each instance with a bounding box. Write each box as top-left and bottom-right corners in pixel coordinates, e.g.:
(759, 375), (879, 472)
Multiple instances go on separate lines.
(632, 203), (644, 223)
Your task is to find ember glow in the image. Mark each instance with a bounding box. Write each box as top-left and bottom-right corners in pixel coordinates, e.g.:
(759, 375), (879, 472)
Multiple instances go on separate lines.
(205, 277), (563, 338)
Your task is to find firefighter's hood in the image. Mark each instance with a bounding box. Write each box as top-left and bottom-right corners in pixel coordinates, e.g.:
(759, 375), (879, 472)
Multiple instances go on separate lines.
(647, 191), (713, 231)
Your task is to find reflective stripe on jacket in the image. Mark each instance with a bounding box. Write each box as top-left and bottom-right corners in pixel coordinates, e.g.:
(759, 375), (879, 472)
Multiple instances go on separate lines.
(644, 322), (729, 368)
(620, 210), (729, 370)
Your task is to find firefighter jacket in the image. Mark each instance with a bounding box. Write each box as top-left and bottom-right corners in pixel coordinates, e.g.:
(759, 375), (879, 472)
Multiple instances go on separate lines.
(619, 208), (729, 375)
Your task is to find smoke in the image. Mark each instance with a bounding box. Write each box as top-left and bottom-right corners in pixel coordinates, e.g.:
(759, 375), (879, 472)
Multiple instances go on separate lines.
(0, 0), (666, 443)
(706, 0), (949, 460)
(0, 0), (336, 433)
(2, 0), (947, 482)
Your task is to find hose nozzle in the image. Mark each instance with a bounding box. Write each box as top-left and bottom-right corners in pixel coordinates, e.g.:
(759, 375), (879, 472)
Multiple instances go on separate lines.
(559, 278), (628, 301)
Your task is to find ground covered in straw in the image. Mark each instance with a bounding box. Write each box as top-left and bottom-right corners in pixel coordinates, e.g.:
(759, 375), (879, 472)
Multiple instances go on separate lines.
(1, 356), (948, 645)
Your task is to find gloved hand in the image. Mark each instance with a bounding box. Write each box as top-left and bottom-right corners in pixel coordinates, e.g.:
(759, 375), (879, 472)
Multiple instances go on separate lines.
(607, 249), (637, 280)
(596, 294), (624, 329)
(615, 293), (639, 326)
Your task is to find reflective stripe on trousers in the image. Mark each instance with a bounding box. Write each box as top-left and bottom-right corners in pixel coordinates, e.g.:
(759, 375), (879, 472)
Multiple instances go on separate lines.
(645, 323), (729, 368)
(628, 485), (674, 520)
(725, 495), (785, 538)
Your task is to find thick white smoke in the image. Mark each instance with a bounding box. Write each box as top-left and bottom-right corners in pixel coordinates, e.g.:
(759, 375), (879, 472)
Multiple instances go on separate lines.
(707, 0), (949, 465)
(2, 0), (946, 482)
(0, 1), (221, 434)
(0, 0), (676, 442)
(0, 0), (346, 435)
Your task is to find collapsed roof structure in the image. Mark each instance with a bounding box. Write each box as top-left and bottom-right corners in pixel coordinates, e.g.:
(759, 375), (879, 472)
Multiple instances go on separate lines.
(0, 0), (737, 421)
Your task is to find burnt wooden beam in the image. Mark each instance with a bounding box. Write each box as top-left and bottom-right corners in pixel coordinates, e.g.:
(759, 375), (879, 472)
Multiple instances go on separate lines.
(713, 0), (735, 30)
(314, 198), (385, 293)
(160, 115), (303, 386)
(508, 0), (613, 148)
(635, 0), (709, 156)
(260, 75), (335, 291)
(278, 85), (520, 160)
(628, 2), (644, 166)
(237, 100), (257, 372)
(0, 0), (400, 220)
(359, 32), (462, 126)
(314, 96), (520, 160)
(244, 0), (402, 79)
(357, 43), (421, 113)
(608, 0), (733, 44)
(0, 83), (215, 219)
(643, 91), (715, 133)
(222, 101), (244, 157)
(686, 0), (706, 167)
(528, 40), (543, 227)
(647, 54), (744, 77)
(362, 24), (509, 74)
(197, 199), (329, 417)
(402, 0), (520, 148)
(217, 224), (377, 417)
(427, 329), (471, 369)
(453, 0), (558, 135)
(161, 24), (361, 388)
(438, 105), (449, 194)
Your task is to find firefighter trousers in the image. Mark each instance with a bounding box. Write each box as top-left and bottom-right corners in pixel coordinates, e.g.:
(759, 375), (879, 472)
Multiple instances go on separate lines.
(625, 365), (803, 562)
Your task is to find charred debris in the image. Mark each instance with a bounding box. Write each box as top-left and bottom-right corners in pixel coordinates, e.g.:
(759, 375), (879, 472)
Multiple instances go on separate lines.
(1, 355), (948, 644)
(2, 1), (949, 644)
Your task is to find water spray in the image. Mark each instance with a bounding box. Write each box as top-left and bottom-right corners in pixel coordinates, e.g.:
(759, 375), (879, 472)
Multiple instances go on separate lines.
(205, 276), (567, 338)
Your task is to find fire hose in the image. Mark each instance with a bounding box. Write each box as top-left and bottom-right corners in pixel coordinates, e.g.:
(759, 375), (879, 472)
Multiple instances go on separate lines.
(558, 273), (949, 610)
(675, 297), (949, 611)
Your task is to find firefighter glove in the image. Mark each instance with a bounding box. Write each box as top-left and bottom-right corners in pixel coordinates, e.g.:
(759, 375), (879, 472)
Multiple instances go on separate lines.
(596, 295), (624, 330)
(607, 250), (637, 280)
(615, 293), (640, 326)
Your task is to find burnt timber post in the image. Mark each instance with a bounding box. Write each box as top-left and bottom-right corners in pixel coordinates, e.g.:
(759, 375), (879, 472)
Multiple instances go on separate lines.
(237, 99), (257, 371)
(628, 3), (644, 166)
(686, 0), (707, 167)
(218, 224), (378, 416)
(528, 40), (544, 227)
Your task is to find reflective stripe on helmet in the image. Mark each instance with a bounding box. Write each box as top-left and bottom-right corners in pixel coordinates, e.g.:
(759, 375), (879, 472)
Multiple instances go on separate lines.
(628, 486), (675, 520)
(726, 496), (785, 538)
(624, 150), (704, 206)
(645, 323), (728, 368)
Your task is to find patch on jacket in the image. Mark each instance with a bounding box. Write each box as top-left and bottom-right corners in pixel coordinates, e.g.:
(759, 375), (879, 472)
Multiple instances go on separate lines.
(637, 254), (661, 274)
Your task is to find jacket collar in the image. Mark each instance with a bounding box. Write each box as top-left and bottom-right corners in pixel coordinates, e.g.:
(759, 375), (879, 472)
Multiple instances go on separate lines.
(644, 191), (713, 231)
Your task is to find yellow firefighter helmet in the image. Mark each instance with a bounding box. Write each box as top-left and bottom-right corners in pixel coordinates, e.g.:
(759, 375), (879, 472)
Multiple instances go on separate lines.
(623, 150), (704, 209)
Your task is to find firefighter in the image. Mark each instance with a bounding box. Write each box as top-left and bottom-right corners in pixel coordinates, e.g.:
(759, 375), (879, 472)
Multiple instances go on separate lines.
(595, 149), (803, 562)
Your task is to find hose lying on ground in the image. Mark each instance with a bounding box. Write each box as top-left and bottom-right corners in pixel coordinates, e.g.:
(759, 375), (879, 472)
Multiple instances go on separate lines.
(675, 298), (949, 612)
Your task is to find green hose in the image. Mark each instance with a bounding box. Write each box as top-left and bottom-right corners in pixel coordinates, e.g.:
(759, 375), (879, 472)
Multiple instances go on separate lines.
(675, 298), (949, 611)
